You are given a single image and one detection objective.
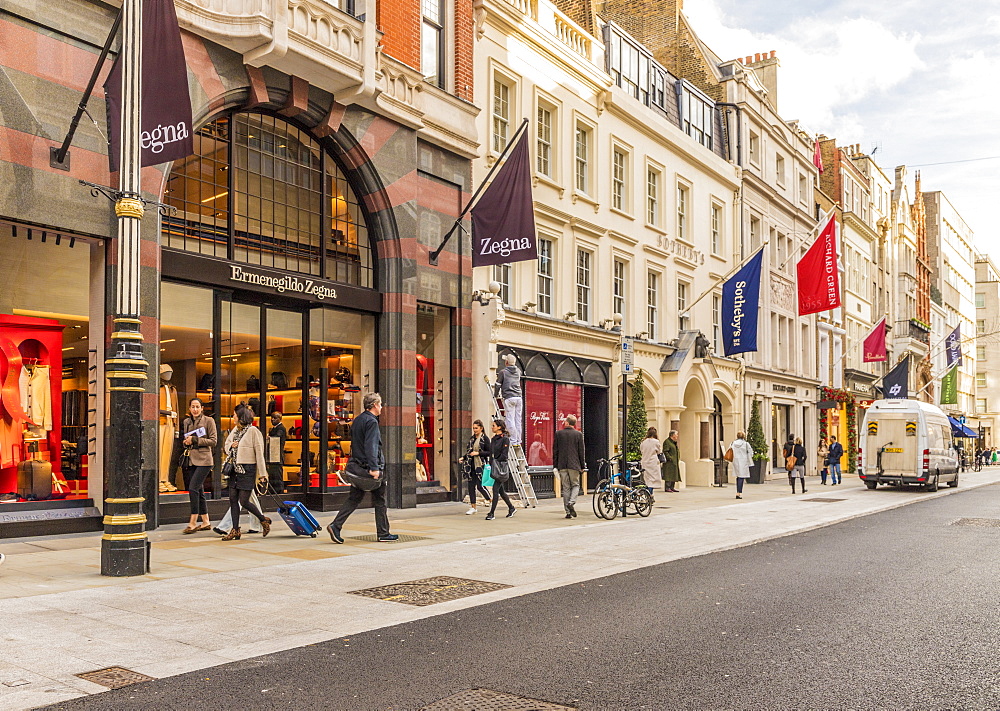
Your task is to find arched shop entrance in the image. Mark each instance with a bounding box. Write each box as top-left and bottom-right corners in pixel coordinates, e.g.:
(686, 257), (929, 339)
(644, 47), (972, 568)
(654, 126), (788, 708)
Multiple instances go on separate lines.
(157, 111), (385, 520)
(497, 347), (609, 493)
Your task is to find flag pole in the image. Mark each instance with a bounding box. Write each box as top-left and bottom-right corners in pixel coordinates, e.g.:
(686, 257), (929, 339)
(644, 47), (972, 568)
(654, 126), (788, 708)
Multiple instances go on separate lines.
(50, 8), (123, 170)
(834, 317), (887, 369)
(679, 244), (768, 319)
(428, 118), (530, 266)
(779, 207), (836, 272)
(912, 328), (1000, 397)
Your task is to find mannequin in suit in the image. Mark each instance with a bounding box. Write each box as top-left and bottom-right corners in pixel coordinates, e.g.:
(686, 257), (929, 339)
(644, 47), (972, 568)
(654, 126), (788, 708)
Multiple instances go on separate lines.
(159, 364), (179, 492)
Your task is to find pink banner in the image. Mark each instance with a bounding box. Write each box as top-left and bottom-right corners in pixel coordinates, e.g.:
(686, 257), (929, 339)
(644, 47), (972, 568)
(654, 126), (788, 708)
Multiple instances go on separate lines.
(863, 317), (887, 362)
(524, 380), (554, 467)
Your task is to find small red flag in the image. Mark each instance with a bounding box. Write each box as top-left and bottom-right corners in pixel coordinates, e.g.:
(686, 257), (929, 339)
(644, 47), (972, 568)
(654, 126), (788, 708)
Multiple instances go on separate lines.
(813, 138), (824, 174)
(797, 213), (841, 315)
(863, 317), (887, 362)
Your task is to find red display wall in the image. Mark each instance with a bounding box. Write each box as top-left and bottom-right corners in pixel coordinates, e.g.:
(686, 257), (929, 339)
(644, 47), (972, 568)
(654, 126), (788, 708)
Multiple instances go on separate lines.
(524, 380), (553, 467)
(0, 314), (65, 492)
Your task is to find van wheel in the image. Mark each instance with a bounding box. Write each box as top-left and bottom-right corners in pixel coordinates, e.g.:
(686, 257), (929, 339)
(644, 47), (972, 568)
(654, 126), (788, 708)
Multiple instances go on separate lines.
(865, 481), (878, 490)
(925, 474), (939, 492)
(948, 474), (959, 488)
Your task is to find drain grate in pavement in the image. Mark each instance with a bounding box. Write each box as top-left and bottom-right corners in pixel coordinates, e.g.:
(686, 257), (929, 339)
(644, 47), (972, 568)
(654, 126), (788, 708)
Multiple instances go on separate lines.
(802, 498), (846, 503)
(349, 576), (511, 606)
(347, 534), (429, 543)
(951, 517), (1000, 528)
(421, 688), (575, 710)
(76, 667), (154, 689)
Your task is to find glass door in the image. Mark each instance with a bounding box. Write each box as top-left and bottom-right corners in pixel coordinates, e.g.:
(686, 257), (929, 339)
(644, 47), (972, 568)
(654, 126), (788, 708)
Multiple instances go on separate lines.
(217, 300), (262, 501)
(264, 307), (304, 493)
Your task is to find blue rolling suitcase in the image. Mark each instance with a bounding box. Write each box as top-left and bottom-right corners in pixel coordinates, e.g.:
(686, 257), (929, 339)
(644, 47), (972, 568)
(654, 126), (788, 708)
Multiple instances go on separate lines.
(277, 500), (322, 538)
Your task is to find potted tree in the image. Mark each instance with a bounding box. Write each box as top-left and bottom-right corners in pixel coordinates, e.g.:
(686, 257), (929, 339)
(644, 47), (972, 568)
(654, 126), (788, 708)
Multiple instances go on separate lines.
(625, 370), (647, 463)
(747, 398), (769, 483)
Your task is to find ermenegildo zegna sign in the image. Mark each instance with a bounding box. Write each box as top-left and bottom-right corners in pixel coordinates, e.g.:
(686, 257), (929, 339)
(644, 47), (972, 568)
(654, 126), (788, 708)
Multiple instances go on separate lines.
(161, 251), (381, 311)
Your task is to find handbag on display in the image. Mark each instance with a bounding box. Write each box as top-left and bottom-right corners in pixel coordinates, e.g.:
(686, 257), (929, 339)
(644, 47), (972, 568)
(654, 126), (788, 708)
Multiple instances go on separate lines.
(246, 375), (260, 392)
(724, 448), (734, 462)
(270, 372), (289, 389)
(198, 373), (214, 391)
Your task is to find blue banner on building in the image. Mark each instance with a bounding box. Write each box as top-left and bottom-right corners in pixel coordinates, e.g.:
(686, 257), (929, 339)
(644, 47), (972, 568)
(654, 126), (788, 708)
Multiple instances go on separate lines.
(722, 249), (764, 357)
(945, 325), (962, 368)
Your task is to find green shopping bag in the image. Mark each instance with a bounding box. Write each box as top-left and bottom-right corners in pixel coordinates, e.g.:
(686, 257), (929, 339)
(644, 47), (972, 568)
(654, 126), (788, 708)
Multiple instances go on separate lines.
(481, 462), (494, 487)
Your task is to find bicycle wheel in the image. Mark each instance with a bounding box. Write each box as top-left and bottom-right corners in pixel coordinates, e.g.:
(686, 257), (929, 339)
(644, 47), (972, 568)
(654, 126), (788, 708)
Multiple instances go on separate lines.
(592, 480), (614, 519)
(632, 487), (653, 517)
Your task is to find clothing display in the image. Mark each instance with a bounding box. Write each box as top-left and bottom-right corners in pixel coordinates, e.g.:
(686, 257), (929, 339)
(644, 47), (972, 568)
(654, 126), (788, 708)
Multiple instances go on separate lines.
(159, 379), (179, 489)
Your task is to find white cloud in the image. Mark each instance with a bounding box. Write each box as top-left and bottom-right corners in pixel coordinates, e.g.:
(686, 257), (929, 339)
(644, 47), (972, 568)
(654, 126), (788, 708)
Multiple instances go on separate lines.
(684, 1), (923, 137)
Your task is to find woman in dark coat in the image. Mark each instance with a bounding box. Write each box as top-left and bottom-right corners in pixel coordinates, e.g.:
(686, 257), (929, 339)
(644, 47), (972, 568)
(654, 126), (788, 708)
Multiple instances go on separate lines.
(486, 419), (516, 520)
(661, 429), (681, 492)
(459, 419), (492, 515)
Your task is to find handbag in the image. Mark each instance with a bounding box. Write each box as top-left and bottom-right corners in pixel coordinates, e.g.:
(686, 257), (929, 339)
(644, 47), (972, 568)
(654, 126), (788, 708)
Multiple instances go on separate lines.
(724, 447), (734, 462)
(481, 462), (494, 487)
(785, 455), (797, 471)
(246, 375), (260, 392)
(492, 460), (511, 483)
(657, 452), (667, 464)
(341, 459), (384, 491)
(270, 371), (289, 389)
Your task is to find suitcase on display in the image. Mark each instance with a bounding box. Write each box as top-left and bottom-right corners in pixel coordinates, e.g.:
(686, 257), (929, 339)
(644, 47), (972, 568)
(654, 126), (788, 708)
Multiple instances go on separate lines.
(17, 458), (52, 499)
(277, 500), (322, 537)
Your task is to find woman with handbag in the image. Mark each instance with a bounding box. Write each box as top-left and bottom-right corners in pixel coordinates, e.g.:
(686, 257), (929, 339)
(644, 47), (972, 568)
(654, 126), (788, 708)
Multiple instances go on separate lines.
(459, 419), (492, 515)
(181, 398), (218, 534)
(639, 427), (663, 495)
(485, 418), (517, 521)
(789, 436), (808, 494)
(220, 404), (272, 541)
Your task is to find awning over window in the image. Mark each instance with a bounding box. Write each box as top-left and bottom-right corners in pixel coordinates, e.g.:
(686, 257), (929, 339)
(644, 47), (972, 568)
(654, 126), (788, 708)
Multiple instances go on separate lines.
(948, 416), (979, 438)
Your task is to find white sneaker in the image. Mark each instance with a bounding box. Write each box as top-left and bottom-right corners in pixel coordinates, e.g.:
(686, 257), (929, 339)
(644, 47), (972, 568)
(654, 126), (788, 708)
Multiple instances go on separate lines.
(0, 552), (5, 567)
(465, 507), (477, 515)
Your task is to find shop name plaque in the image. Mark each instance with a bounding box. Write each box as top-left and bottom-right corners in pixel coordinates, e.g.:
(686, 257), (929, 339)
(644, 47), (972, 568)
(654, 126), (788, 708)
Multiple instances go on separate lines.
(229, 266), (338, 301)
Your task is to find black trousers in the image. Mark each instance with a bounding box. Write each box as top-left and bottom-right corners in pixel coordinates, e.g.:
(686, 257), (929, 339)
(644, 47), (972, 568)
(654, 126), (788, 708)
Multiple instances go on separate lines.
(187, 466), (211, 515)
(488, 480), (513, 514)
(331, 482), (390, 538)
(468, 466), (491, 506)
(229, 487), (265, 528)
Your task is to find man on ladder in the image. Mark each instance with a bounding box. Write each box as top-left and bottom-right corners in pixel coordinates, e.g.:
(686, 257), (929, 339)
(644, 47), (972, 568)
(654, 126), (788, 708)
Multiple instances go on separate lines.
(490, 355), (538, 508)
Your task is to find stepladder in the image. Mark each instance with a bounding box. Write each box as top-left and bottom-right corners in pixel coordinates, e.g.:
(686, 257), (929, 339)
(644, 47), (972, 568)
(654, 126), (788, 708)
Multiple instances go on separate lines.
(485, 376), (538, 508)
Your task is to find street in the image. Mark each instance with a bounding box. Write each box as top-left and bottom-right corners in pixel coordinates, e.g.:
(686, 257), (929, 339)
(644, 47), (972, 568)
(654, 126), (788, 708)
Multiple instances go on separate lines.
(45, 483), (1000, 711)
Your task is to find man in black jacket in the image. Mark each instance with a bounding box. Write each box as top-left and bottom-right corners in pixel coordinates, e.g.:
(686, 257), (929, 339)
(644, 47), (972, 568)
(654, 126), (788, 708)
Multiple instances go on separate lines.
(553, 414), (586, 518)
(327, 392), (398, 543)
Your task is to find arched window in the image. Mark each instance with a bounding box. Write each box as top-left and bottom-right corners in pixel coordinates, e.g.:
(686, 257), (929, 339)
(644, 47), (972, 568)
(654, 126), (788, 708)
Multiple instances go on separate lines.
(163, 112), (373, 287)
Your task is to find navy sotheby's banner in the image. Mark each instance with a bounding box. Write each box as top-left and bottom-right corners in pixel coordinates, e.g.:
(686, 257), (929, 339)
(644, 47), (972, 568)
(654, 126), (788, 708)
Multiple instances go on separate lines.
(105, 0), (194, 171)
(882, 356), (909, 399)
(722, 248), (764, 356)
(471, 130), (538, 268)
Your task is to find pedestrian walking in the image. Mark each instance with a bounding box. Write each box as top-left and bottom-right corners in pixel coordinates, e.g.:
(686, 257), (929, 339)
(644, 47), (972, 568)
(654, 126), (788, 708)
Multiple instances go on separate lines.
(640, 427), (664, 494)
(180, 397), (218, 534)
(818, 438), (830, 485)
(220, 405), (272, 541)
(459, 419), (492, 515)
(552, 414), (586, 518)
(327, 392), (398, 543)
(485, 418), (517, 521)
(788, 436), (808, 494)
(662, 430), (681, 492)
(730, 431), (752, 499)
(495, 354), (523, 446)
(827, 435), (844, 485)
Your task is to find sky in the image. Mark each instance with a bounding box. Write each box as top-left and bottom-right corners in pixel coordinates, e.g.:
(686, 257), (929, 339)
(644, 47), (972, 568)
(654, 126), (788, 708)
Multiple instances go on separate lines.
(683, 0), (1000, 264)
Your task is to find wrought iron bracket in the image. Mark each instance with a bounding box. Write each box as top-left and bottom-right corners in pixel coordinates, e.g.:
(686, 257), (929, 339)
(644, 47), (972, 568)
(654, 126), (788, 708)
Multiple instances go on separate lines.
(80, 180), (176, 216)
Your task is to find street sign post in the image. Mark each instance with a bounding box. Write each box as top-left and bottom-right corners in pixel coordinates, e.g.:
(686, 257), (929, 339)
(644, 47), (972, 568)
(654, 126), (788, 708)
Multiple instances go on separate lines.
(621, 337), (634, 373)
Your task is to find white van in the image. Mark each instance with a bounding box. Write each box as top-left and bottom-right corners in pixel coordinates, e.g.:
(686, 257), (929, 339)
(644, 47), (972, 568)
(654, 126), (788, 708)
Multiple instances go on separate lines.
(859, 399), (960, 491)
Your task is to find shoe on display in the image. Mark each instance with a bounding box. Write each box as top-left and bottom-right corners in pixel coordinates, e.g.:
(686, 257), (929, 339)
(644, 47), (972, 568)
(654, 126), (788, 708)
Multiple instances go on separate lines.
(327, 523), (344, 544)
(465, 507), (477, 515)
(377, 534), (400, 542)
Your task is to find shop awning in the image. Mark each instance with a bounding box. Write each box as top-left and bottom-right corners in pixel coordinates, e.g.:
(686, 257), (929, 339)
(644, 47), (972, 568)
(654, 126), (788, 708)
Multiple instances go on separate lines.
(948, 416), (979, 438)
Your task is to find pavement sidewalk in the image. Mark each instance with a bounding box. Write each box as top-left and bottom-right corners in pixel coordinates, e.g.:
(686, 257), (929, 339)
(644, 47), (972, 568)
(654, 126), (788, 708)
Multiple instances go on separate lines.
(2, 470), (999, 710)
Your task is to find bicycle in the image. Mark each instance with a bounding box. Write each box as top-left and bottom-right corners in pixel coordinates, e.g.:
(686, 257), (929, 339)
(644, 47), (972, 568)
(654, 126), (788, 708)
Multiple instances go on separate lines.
(592, 455), (653, 520)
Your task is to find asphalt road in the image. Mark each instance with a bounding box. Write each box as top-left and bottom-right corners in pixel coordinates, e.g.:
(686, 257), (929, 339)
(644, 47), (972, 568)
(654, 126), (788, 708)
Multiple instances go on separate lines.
(49, 484), (1000, 710)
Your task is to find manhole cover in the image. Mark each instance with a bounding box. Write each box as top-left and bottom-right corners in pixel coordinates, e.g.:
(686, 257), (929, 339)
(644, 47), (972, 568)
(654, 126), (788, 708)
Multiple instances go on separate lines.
(76, 667), (154, 689)
(422, 688), (575, 710)
(348, 534), (429, 543)
(951, 517), (1000, 527)
(802, 498), (846, 503)
(349, 576), (511, 606)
